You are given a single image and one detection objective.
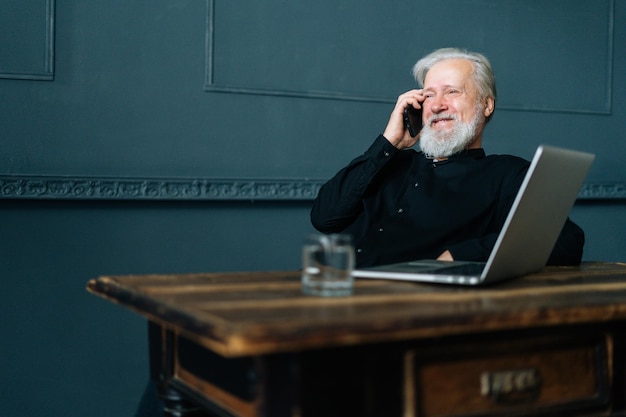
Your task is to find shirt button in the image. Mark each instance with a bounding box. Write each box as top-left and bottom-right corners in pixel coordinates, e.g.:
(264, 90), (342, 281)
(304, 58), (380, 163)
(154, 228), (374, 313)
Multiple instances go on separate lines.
(378, 228), (384, 232)
(357, 248), (363, 253)
(397, 208), (404, 213)
(383, 151), (390, 157)
(414, 182), (419, 187)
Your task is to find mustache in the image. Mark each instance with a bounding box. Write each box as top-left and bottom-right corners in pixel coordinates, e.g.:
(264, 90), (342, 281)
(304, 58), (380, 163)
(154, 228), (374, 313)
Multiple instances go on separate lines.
(427, 113), (459, 124)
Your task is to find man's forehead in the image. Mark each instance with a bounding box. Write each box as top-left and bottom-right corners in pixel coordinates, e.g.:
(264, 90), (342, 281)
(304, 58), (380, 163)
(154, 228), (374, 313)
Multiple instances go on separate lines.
(424, 59), (474, 87)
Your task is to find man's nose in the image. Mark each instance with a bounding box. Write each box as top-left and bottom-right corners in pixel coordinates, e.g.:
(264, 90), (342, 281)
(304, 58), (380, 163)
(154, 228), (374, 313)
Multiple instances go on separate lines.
(430, 97), (447, 113)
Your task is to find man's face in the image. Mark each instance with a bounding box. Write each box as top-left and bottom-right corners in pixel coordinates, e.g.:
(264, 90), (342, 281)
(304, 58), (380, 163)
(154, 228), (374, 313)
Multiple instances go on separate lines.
(417, 58), (494, 158)
(421, 58), (485, 135)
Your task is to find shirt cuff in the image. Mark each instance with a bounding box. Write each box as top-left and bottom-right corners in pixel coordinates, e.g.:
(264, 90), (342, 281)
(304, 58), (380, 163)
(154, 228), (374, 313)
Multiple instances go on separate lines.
(447, 235), (498, 262)
(364, 134), (401, 159)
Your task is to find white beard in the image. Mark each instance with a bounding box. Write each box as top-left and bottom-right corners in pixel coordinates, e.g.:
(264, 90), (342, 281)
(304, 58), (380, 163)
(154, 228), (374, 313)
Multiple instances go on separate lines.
(419, 111), (482, 159)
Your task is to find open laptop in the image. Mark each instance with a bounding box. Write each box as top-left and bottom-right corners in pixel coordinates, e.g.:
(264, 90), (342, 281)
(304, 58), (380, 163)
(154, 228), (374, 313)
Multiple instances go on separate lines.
(352, 145), (595, 286)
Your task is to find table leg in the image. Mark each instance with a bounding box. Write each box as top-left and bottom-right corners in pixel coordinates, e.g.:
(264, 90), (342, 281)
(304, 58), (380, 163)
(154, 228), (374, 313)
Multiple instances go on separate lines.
(148, 321), (215, 417)
(159, 384), (212, 417)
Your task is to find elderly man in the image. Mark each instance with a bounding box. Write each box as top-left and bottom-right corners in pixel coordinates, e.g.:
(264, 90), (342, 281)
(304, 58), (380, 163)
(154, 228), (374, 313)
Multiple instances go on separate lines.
(311, 47), (584, 268)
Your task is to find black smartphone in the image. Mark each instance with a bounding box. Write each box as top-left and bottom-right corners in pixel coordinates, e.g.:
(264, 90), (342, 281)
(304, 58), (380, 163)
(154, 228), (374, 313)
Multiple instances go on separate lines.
(403, 105), (423, 137)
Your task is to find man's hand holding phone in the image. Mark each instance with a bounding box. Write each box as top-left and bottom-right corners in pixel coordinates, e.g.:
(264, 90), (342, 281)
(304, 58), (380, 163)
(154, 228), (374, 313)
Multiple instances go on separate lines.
(383, 90), (425, 150)
(404, 105), (423, 138)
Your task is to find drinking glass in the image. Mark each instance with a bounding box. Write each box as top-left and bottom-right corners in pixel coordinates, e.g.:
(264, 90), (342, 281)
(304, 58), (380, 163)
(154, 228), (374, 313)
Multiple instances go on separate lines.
(301, 234), (355, 296)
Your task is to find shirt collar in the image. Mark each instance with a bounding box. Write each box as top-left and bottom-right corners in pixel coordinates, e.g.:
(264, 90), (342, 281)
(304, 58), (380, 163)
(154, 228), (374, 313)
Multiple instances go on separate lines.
(422, 148), (486, 163)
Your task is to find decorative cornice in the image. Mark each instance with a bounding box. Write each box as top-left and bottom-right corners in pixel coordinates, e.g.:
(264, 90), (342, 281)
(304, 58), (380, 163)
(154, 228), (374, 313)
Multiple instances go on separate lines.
(0, 175), (624, 201)
(0, 176), (324, 201)
(578, 181), (626, 200)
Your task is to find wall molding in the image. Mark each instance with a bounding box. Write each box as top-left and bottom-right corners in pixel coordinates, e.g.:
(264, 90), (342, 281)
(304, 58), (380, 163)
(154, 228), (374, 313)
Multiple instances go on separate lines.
(203, 0), (390, 104)
(0, 175), (624, 201)
(0, 0), (55, 81)
(204, 0), (614, 114)
(577, 181), (626, 200)
(0, 176), (324, 201)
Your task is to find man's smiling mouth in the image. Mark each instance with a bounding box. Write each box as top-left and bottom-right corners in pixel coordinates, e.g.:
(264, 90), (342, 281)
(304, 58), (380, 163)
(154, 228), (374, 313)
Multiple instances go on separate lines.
(430, 115), (456, 127)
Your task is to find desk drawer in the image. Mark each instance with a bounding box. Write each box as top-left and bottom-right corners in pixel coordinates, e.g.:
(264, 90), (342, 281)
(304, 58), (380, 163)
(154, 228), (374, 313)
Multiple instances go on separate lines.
(405, 334), (611, 417)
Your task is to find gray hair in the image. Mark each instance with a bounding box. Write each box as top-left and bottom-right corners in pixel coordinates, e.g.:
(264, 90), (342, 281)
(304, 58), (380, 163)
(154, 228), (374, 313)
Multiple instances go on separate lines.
(412, 48), (497, 120)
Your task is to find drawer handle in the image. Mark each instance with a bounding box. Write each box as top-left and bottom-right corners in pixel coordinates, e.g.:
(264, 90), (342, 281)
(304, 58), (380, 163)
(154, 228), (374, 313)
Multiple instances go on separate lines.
(480, 368), (541, 404)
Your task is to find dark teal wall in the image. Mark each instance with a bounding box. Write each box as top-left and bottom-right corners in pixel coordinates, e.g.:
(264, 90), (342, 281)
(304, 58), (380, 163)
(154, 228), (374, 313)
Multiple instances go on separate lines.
(0, 200), (316, 416)
(1, 1), (624, 416)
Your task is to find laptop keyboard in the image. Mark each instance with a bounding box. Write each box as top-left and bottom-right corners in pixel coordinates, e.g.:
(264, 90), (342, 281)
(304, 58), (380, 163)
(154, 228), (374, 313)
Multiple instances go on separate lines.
(410, 261), (485, 276)
(431, 262), (486, 276)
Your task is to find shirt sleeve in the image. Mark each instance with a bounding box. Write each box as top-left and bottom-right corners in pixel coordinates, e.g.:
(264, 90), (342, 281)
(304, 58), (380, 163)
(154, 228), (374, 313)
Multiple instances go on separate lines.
(447, 218), (585, 265)
(310, 135), (399, 233)
(546, 218), (585, 265)
(446, 234), (499, 262)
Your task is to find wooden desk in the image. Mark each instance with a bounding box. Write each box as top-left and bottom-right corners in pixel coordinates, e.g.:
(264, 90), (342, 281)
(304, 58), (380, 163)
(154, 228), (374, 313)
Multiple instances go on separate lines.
(88, 262), (626, 417)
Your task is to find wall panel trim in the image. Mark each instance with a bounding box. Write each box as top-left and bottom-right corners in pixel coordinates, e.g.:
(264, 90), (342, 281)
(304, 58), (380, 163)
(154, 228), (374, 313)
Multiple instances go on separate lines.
(0, 0), (55, 81)
(0, 176), (323, 201)
(0, 175), (623, 201)
(203, 0), (615, 114)
(203, 0), (389, 104)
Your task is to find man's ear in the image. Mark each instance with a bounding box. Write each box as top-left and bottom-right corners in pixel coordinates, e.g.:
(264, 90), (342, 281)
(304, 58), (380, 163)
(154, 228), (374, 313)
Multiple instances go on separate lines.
(483, 97), (495, 118)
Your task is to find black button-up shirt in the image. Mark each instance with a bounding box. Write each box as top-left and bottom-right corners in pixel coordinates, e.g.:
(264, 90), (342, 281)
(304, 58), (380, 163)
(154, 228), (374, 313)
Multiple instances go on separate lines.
(311, 135), (584, 268)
